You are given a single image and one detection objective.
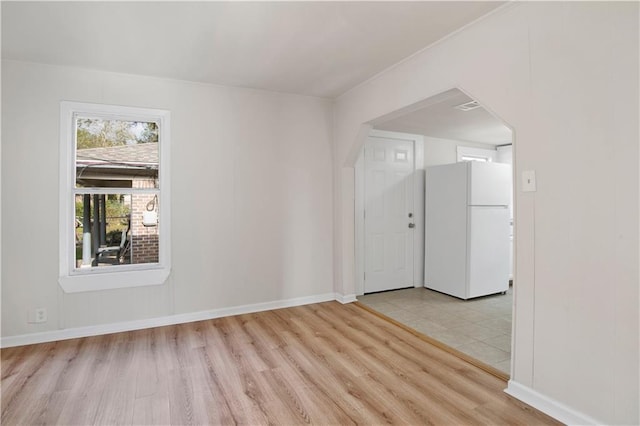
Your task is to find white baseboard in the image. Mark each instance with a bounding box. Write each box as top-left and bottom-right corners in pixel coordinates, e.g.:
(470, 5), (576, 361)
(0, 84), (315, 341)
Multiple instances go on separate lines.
(505, 380), (602, 425)
(1, 292), (338, 348)
(335, 293), (357, 304)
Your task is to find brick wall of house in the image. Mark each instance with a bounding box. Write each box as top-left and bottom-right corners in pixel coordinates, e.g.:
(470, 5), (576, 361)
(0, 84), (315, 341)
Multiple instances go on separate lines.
(131, 178), (159, 264)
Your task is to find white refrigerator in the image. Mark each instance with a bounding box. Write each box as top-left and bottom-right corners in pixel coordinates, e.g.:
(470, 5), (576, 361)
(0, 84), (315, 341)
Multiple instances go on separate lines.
(425, 161), (511, 299)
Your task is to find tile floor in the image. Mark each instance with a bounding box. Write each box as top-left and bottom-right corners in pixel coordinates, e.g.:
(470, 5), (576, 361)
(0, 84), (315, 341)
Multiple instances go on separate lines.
(358, 286), (513, 374)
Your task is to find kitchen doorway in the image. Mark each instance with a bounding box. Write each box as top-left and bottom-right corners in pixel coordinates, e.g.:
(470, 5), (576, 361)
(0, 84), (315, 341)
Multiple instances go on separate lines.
(355, 88), (515, 376)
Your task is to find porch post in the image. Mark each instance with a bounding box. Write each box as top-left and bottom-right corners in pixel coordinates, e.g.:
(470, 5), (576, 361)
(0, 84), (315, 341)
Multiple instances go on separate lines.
(92, 194), (100, 266)
(99, 194), (107, 246)
(81, 194), (92, 267)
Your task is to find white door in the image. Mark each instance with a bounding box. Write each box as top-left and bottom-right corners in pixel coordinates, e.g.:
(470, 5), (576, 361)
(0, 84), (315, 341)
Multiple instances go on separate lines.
(364, 137), (415, 293)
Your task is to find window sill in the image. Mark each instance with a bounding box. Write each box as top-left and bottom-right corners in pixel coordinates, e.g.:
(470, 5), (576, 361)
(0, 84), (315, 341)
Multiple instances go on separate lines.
(59, 267), (170, 293)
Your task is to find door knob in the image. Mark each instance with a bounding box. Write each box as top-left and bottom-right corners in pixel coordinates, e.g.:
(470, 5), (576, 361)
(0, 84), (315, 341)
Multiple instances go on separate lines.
(408, 223), (415, 228)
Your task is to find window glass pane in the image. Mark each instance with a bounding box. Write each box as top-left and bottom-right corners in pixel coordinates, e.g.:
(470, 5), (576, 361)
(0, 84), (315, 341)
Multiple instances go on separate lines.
(75, 193), (160, 269)
(75, 118), (159, 189)
(461, 155), (489, 162)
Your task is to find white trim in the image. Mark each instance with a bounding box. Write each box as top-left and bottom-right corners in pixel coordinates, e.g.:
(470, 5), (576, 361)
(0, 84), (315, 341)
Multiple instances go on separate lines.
(505, 380), (603, 426)
(335, 293), (357, 304)
(354, 147), (365, 296)
(1, 293), (338, 348)
(355, 130), (425, 295)
(59, 101), (171, 293)
(59, 267), (170, 293)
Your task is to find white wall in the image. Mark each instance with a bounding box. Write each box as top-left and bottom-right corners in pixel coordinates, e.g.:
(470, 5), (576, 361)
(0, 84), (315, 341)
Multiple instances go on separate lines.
(1, 60), (334, 336)
(334, 3), (638, 424)
(496, 144), (512, 165)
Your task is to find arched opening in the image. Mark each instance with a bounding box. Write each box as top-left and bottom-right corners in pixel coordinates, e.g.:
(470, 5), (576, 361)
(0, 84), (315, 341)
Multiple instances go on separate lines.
(353, 88), (517, 378)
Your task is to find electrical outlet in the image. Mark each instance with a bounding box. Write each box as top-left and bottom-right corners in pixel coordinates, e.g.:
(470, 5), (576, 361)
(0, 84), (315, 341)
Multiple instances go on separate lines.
(35, 308), (47, 323)
(28, 308), (47, 323)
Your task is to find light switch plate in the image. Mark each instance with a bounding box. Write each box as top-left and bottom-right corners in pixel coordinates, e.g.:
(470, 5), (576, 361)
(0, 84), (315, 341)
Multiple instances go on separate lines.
(522, 170), (536, 192)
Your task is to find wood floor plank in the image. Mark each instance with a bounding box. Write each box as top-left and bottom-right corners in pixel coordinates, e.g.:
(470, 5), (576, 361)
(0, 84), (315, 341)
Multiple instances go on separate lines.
(1, 345), (29, 381)
(317, 301), (509, 408)
(199, 327), (271, 425)
(1, 342), (56, 422)
(191, 348), (236, 425)
(92, 335), (138, 425)
(307, 306), (490, 424)
(1, 301), (561, 425)
(274, 330), (382, 424)
(131, 391), (170, 426)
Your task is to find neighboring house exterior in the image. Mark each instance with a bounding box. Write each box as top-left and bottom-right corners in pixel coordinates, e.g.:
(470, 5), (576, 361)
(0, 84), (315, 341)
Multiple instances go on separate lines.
(76, 142), (159, 265)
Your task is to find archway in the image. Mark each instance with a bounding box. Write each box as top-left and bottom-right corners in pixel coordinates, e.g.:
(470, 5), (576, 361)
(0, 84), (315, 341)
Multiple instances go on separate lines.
(352, 87), (517, 378)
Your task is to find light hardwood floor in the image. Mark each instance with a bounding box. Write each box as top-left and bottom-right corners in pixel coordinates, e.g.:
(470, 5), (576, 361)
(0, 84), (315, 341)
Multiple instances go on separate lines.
(1, 302), (559, 425)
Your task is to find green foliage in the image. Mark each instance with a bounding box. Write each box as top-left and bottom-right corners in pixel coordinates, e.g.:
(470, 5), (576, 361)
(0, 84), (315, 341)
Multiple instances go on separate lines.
(75, 195), (131, 242)
(106, 196), (130, 220)
(75, 195), (130, 220)
(137, 123), (159, 144)
(76, 118), (158, 149)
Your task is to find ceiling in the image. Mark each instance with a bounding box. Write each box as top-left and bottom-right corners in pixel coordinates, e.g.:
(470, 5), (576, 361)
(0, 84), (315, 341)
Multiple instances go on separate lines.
(1, 2), (503, 99)
(375, 89), (512, 145)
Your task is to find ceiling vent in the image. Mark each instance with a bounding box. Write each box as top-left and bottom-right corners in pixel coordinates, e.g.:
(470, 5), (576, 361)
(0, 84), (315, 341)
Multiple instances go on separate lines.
(454, 100), (482, 111)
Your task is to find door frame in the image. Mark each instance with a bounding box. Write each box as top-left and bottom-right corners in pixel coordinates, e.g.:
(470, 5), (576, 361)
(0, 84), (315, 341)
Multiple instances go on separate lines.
(355, 129), (425, 295)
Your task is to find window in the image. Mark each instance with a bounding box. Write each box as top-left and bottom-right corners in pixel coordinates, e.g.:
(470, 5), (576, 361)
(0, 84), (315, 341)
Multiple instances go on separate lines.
(456, 146), (496, 163)
(460, 155), (489, 162)
(59, 102), (171, 292)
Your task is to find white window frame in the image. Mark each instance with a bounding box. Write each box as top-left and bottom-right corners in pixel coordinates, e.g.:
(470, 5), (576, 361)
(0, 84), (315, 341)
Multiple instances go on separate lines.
(456, 146), (496, 163)
(59, 101), (171, 293)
